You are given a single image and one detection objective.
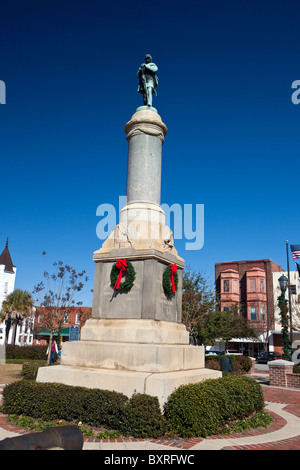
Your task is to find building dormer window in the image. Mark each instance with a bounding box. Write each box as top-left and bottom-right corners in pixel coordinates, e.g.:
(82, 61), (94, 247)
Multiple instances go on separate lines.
(223, 280), (230, 292)
(260, 306), (266, 321)
(248, 279), (256, 292)
(250, 306), (257, 321)
(259, 279), (265, 292)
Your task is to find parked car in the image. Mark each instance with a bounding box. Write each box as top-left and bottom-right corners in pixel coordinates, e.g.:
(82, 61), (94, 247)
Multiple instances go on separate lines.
(225, 350), (243, 356)
(256, 351), (283, 364)
(205, 351), (226, 356)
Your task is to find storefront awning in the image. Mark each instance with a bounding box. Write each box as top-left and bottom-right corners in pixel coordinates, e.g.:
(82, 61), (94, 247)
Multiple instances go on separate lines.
(215, 337), (261, 344)
(37, 328), (70, 337)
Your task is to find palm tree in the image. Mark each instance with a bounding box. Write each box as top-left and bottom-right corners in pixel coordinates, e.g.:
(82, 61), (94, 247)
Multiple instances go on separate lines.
(0, 289), (34, 345)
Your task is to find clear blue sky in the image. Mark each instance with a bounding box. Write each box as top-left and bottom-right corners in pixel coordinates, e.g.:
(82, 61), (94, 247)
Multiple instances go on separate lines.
(1, 0), (300, 306)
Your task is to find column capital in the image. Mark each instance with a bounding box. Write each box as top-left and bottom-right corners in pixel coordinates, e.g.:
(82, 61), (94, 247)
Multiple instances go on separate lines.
(125, 108), (167, 143)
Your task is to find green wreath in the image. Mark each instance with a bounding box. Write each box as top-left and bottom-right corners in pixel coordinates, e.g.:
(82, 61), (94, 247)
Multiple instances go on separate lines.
(110, 259), (136, 292)
(163, 264), (178, 297)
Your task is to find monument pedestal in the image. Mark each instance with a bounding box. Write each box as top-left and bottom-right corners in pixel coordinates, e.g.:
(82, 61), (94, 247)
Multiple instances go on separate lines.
(37, 364), (220, 409)
(37, 315), (221, 407)
(37, 248), (220, 407)
(36, 106), (222, 407)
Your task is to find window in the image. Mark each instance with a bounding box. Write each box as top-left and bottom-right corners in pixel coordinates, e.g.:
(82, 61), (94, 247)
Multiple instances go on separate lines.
(260, 306), (266, 322)
(64, 312), (69, 323)
(249, 279), (256, 292)
(223, 306), (230, 311)
(259, 279), (265, 292)
(250, 306), (257, 321)
(223, 280), (230, 292)
(38, 314), (43, 323)
(4, 282), (8, 294)
(75, 314), (81, 324)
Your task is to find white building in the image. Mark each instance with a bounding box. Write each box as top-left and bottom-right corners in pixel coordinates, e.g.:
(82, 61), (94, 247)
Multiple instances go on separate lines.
(270, 270), (300, 351)
(0, 239), (16, 309)
(0, 239), (34, 345)
(0, 239), (17, 344)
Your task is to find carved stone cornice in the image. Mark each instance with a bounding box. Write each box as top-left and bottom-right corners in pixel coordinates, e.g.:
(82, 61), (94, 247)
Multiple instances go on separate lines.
(125, 108), (167, 143)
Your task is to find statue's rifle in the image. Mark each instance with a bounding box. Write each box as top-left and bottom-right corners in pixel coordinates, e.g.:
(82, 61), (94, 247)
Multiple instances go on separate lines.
(141, 64), (147, 95)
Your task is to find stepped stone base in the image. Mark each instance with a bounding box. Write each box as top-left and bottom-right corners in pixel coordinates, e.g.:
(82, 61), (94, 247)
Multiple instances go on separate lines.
(36, 319), (222, 406)
(81, 318), (190, 344)
(36, 364), (221, 408)
(60, 341), (205, 374)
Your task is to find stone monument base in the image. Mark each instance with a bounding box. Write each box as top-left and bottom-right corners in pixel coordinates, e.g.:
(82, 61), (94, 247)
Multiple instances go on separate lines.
(36, 318), (222, 408)
(36, 364), (221, 409)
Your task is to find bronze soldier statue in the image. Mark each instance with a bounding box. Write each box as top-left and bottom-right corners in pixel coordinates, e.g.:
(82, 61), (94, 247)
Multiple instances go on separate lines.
(137, 54), (159, 107)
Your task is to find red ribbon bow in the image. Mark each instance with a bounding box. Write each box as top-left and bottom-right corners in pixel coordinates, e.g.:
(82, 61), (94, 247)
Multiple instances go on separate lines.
(114, 259), (127, 289)
(170, 263), (178, 293)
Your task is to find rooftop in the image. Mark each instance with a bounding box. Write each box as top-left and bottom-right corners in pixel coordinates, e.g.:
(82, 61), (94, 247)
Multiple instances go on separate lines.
(0, 239), (15, 272)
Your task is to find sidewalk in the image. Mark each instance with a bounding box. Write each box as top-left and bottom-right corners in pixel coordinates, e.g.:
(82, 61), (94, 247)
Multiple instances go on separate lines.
(1, 373), (300, 450)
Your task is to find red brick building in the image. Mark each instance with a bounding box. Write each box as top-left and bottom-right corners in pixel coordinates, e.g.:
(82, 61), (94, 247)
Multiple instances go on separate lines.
(215, 259), (284, 355)
(32, 306), (91, 346)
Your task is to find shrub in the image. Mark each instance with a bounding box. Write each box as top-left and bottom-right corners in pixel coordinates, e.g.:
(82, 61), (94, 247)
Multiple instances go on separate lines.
(1, 381), (171, 438)
(293, 364), (300, 374)
(2, 380), (128, 428)
(6, 345), (47, 361)
(205, 355), (252, 374)
(205, 359), (221, 371)
(164, 375), (264, 438)
(205, 355), (220, 363)
(21, 361), (47, 380)
(232, 361), (243, 375)
(2, 376), (265, 439)
(75, 387), (128, 430)
(119, 393), (171, 438)
(233, 355), (252, 373)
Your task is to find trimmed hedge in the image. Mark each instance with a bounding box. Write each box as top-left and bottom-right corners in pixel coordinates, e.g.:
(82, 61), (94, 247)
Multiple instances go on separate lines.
(164, 375), (264, 437)
(2, 375), (265, 438)
(293, 364), (300, 374)
(205, 358), (244, 375)
(21, 361), (47, 381)
(1, 381), (167, 437)
(2, 381), (128, 429)
(118, 393), (170, 438)
(5, 345), (47, 361)
(205, 355), (252, 373)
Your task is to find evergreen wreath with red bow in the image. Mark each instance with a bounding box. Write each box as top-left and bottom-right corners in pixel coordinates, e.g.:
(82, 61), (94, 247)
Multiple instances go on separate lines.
(110, 258), (136, 292)
(163, 263), (178, 296)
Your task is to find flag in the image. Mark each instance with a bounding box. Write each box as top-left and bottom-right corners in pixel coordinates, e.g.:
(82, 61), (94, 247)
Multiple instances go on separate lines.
(296, 262), (300, 277)
(290, 244), (300, 259)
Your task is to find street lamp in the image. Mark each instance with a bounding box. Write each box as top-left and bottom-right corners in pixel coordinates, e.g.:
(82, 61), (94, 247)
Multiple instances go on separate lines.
(278, 274), (290, 360)
(278, 274), (288, 295)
